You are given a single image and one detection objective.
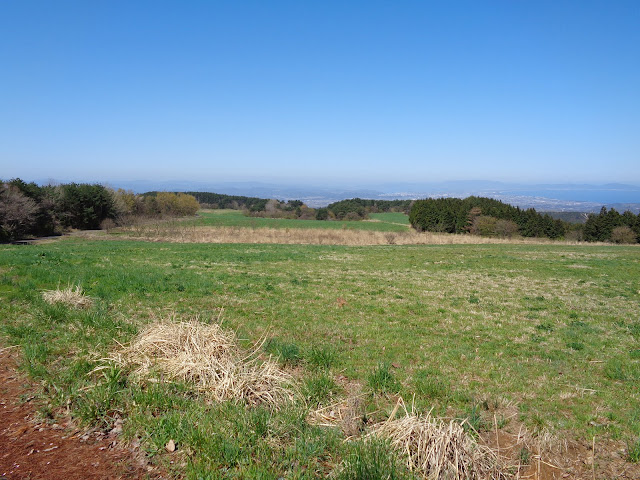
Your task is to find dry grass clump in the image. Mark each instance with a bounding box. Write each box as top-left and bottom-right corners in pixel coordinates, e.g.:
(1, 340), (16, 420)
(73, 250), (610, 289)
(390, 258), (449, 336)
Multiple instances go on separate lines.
(308, 395), (368, 437)
(369, 400), (512, 480)
(112, 319), (294, 407)
(42, 285), (93, 309)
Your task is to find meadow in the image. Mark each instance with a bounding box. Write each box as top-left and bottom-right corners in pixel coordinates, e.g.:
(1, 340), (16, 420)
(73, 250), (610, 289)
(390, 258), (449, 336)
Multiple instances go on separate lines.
(117, 211), (573, 247)
(1, 214), (639, 479)
(187, 210), (410, 232)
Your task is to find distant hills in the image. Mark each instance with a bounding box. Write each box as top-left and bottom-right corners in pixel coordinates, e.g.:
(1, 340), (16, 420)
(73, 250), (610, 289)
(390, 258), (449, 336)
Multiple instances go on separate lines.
(34, 178), (640, 214)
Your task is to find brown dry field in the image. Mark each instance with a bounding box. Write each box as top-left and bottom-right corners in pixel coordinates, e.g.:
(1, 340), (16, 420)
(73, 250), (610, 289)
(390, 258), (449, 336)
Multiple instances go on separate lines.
(102, 224), (617, 247)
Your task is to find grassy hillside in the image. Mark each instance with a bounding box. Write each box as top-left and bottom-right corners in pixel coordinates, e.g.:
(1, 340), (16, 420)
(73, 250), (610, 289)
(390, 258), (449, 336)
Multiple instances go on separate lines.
(1, 237), (639, 477)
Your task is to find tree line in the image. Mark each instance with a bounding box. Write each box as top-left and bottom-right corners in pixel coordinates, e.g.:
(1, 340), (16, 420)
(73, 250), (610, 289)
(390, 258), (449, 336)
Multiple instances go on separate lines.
(0, 179), (199, 242)
(183, 191), (269, 212)
(325, 198), (412, 220)
(582, 207), (640, 243)
(409, 196), (639, 243)
(409, 196), (566, 239)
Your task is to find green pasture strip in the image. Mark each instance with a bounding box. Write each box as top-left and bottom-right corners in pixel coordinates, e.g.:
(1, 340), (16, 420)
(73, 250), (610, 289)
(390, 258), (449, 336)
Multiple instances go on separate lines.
(1, 239), (639, 476)
(183, 209), (410, 232)
(367, 212), (411, 225)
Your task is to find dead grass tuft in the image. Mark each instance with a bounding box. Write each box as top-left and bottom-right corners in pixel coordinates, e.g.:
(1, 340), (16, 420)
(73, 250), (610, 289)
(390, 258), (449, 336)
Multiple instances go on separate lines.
(369, 398), (513, 480)
(111, 319), (294, 407)
(42, 285), (93, 309)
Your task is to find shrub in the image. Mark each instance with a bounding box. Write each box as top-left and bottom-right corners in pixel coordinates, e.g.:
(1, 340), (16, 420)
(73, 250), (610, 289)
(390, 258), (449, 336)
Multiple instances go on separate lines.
(315, 208), (329, 220)
(611, 226), (637, 244)
(100, 218), (117, 231)
(0, 183), (38, 241)
(494, 219), (519, 238)
(470, 216), (498, 237)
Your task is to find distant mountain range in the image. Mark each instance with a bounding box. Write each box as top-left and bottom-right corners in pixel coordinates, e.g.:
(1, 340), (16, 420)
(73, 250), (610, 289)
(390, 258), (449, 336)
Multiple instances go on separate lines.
(35, 178), (640, 213)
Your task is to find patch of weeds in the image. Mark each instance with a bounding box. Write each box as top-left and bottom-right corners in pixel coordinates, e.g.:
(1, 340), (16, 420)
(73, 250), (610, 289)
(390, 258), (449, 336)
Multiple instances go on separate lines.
(604, 359), (626, 381)
(468, 295), (480, 304)
(264, 338), (301, 366)
(604, 358), (640, 381)
(75, 366), (128, 429)
(367, 363), (400, 393)
(413, 369), (449, 400)
(463, 403), (488, 435)
(566, 342), (584, 351)
(630, 349), (640, 359)
(518, 447), (531, 465)
(496, 415), (509, 428)
(627, 437), (640, 462)
(568, 320), (584, 328)
(271, 404), (312, 440)
(39, 301), (70, 323)
(535, 321), (554, 332)
(527, 413), (546, 433)
(284, 423), (341, 471)
(244, 406), (271, 439)
(336, 438), (414, 480)
(306, 344), (339, 370)
(629, 321), (640, 339)
(302, 373), (341, 406)
(568, 311), (579, 319)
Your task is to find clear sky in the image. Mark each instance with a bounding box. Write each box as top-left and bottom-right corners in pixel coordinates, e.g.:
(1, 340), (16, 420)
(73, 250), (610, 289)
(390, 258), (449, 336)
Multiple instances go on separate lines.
(1, 1), (639, 186)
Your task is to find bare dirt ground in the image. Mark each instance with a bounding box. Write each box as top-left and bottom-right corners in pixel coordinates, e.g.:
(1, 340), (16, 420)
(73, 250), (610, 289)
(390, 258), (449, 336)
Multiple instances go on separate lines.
(478, 404), (640, 480)
(0, 347), (164, 480)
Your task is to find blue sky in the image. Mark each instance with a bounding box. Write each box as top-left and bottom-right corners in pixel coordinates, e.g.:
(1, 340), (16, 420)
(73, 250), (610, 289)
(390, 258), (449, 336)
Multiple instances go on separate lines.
(1, 1), (639, 186)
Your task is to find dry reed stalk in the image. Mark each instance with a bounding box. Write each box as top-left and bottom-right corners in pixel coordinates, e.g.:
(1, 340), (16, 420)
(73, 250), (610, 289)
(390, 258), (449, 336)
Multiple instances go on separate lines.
(42, 285), (93, 309)
(369, 399), (513, 480)
(111, 319), (294, 407)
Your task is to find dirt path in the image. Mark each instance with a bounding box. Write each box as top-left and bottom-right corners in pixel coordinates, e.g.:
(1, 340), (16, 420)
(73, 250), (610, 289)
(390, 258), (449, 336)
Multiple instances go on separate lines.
(0, 347), (163, 480)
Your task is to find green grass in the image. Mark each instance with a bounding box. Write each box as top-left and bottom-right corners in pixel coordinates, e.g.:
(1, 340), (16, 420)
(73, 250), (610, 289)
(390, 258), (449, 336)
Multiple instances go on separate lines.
(336, 438), (415, 480)
(1, 237), (640, 475)
(368, 212), (411, 225)
(184, 209), (411, 232)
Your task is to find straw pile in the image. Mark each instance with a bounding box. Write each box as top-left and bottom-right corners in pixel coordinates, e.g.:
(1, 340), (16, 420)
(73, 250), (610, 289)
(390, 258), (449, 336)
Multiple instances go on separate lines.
(370, 401), (512, 480)
(112, 320), (294, 407)
(42, 285), (93, 309)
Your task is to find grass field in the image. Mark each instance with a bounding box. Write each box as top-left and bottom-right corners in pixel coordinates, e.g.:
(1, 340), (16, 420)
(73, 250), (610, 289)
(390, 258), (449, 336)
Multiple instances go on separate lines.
(185, 209), (411, 232)
(117, 210), (570, 247)
(1, 228), (639, 478)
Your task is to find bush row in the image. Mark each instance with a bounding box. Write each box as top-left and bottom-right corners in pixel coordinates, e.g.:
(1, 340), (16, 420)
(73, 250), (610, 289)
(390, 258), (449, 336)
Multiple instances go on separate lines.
(0, 179), (199, 242)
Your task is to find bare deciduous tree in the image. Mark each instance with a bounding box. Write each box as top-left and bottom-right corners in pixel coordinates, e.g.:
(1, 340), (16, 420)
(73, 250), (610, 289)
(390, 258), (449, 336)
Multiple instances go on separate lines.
(0, 183), (38, 241)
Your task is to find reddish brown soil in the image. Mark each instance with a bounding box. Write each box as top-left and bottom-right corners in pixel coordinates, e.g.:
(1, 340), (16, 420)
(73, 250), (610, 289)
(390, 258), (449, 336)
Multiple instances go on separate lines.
(479, 406), (640, 480)
(0, 348), (164, 480)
